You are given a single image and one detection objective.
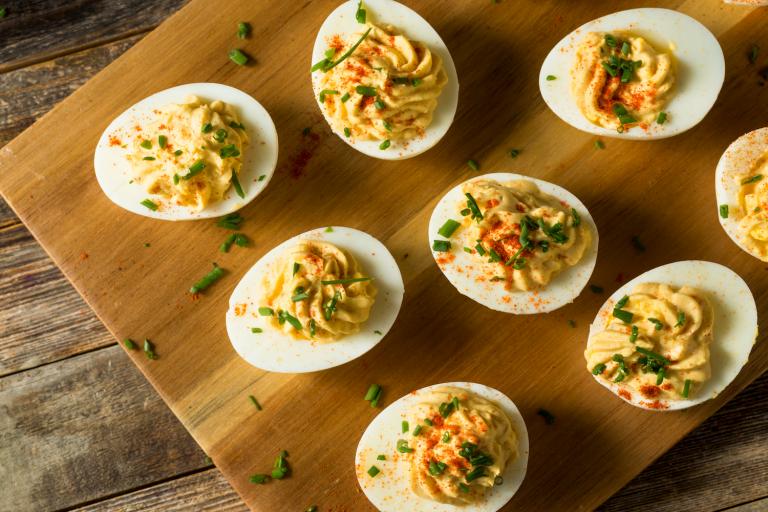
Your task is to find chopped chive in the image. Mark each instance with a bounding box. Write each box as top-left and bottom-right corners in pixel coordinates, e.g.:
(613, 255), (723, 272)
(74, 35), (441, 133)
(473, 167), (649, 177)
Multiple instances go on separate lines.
(465, 193), (483, 221)
(488, 248), (501, 262)
(509, 148), (520, 158)
(249, 395), (262, 410)
(741, 174), (763, 185)
(374, 97), (385, 110)
(143, 339), (157, 360)
(682, 379), (692, 398)
(201, 123), (213, 134)
(140, 140), (152, 149)
(374, 329), (382, 335)
(412, 425), (422, 436)
(318, 89), (339, 103)
(258, 307), (274, 316)
(220, 144), (241, 158)
(594, 139), (605, 149)
(379, 139), (391, 150)
(237, 21), (251, 39)
(213, 128), (228, 143)
(249, 474), (269, 484)
(157, 135), (167, 148)
(571, 208), (581, 227)
(749, 44), (759, 64)
(438, 219), (461, 238)
(376, 454), (386, 461)
(292, 262), (301, 276)
(183, 160), (206, 180)
(367, 466), (380, 477)
(612, 308), (633, 323)
(228, 49), (250, 66)
(173, 174), (180, 185)
(220, 233), (237, 253)
(629, 325), (639, 343)
(432, 240), (451, 252)
(656, 367), (665, 385)
(356, 0), (366, 23)
(615, 295), (629, 309)
(123, 338), (137, 350)
(306, 506), (318, 512)
(309, 319), (316, 337)
(474, 243), (486, 256)
(546, 75), (557, 81)
(217, 212), (243, 229)
(396, 439), (413, 453)
(382, 120), (392, 132)
(142, 156), (156, 161)
(230, 171), (245, 198)
(636, 346), (670, 365)
(465, 467), (486, 482)
(612, 103), (636, 125)
(424, 419), (433, 427)
(648, 318), (664, 330)
(675, 311), (686, 328)
(277, 310), (302, 330)
(341, 92), (350, 102)
(229, 121), (245, 130)
(719, 204), (729, 219)
(605, 34), (617, 48)
(312, 28), (371, 72)
(258, 174), (266, 181)
(291, 287), (310, 302)
(321, 277), (372, 285)
(344, 127), (351, 137)
(592, 363), (607, 375)
(173, 149), (183, 156)
(537, 408), (555, 425)
(656, 111), (667, 124)
(442, 431), (450, 443)
(251, 327), (263, 334)
(364, 384), (381, 402)
(355, 85), (377, 96)
(463, 246), (472, 253)
(140, 199), (159, 211)
(0, 7), (5, 17)
(631, 235), (646, 252)
(467, 159), (479, 171)
(459, 483), (470, 493)
(190, 265), (225, 294)
(590, 284), (604, 294)
(412, 78), (423, 86)
(402, 421), (409, 433)
(428, 460), (447, 476)
(568, 319), (576, 328)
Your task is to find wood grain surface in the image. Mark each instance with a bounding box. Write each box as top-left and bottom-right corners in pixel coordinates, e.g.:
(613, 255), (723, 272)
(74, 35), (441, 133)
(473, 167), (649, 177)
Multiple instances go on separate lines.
(0, 0), (767, 510)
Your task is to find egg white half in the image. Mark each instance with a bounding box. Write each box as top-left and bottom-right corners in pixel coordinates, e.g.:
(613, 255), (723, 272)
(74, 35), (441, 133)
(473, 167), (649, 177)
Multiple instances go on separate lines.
(311, 0), (459, 160)
(715, 127), (768, 262)
(539, 8), (724, 140)
(94, 83), (278, 221)
(355, 382), (529, 512)
(225, 227), (404, 373)
(428, 172), (599, 314)
(587, 260), (757, 411)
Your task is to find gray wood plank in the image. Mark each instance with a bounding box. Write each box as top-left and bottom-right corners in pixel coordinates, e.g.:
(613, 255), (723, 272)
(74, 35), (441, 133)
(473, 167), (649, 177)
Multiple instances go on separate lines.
(0, 0), (187, 71)
(0, 345), (208, 512)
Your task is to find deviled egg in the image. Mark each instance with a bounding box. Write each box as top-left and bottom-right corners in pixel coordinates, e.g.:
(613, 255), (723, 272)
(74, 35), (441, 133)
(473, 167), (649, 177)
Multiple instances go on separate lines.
(715, 127), (768, 261)
(428, 173), (598, 314)
(585, 261), (757, 411)
(95, 83), (278, 220)
(355, 382), (529, 512)
(311, 0), (458, 159)
(539, 8), (724, 140)
(226, 227), (404, 373)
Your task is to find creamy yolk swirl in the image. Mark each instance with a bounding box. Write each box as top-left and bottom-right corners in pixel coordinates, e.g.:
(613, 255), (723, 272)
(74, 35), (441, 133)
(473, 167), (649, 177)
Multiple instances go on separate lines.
(585, 283), (713, 401)
(405, 387), (517, 505)
(571, 32), (674, 130)
(737, 156), (768, 260)
(319, 23), (448, 142)
(462, 179), (591, 291)
(127, 95), (248, 211)
(262, 240), (377, 342)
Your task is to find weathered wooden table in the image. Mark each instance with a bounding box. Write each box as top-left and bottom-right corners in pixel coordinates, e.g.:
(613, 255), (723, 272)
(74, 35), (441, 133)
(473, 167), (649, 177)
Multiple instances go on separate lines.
(0, 1), (766, 511)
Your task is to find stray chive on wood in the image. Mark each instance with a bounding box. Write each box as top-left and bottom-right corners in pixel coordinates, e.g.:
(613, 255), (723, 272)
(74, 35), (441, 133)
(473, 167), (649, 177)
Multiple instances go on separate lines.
(749, 44), (759, 64)
(249, 395), (262, 410)
(467, 159), (479, 171)
(229, 49), (250, 66)
(237, 21), (251, 39)
(190, 264), (225, 294)
(537, 408), (555, 425)
(123, 338), (137, 350)
(631, 235), (646, 252)
(143, 339), (157, 360)
(589, 284), (604, 294)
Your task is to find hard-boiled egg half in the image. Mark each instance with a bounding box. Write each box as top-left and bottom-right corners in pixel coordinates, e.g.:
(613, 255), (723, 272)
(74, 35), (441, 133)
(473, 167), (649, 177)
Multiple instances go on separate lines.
(355, 382), (529, 512)
(311, 0), (459, 160)
(95, 83), (278, 220)
(539, 8), (724, 140)
(429, 173), (598, 314)
(226, 226), (404, 373)
(585, 261), (757, 411)
(715, 127), (768, 262)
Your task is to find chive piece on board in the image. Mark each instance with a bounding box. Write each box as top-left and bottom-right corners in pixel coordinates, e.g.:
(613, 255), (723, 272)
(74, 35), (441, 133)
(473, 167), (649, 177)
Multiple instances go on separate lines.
(143, 339), (157, 360)
(249, 395), (262, 410)
(229, 49), (250, 66)
(364, 383), (381, 402)
(249, 474), (269, 484)
(537, 408), (555, 425)
(123, 338), (137, 350)
(189, 265), (225, 294)
(467, 159), (479, 171)
(237, 21), (251, 39)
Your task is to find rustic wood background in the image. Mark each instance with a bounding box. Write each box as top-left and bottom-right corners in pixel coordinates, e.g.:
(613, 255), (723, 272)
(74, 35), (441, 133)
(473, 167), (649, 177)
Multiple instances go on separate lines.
(0, 0), (766, 511)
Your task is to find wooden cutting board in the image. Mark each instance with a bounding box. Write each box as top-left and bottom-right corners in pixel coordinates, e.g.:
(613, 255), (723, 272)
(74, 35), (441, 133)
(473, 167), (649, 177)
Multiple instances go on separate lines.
(1, 0), (766, 510)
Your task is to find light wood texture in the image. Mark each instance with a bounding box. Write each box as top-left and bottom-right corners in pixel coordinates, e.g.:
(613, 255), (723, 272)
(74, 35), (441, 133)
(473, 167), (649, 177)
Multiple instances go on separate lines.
(0, 1), (766, 510)
(0, 345), (209, 512)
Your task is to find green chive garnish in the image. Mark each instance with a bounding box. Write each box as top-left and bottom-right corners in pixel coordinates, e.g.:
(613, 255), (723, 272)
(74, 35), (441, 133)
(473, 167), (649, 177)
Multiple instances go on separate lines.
(438, 219), (461, 238)
(592, 363), (606, 375)
(183, 160), (206, 180)
(344, 127), (351, 137)
(258, 174), (266, 181)
(571, 208), (581, 227)
(140, 140), (152, 149)
(250, 474), (269, 484)
(220, 144), (241, 158)
(291, 287), (310, 302)
(364, 384), (381, 402)
(467, 159), (479, 171)
(590, 284), (604, 294)
(142, 156), (156, 161)
(412, 425), (422, 436)
(229, 121), (245, 130)
(741, 174), (763, 185)
(631, 235), (646, 252)
(190, 265), (225, 294)
(140, 199), (159, 211)
(157, 135), (167, 148)
(719, 204), (729, 218)
(321, 277), (372, 285)
(682, 379), (692, 398)
(318, 89), (339, 103)
(376, 454), (386, 461)
(213, 129), (228, 143)
(656, 367), (665, 385)
(612, 308), (633, 323)
(615, 295), (629, 309)
(258, 307), (274, 316)
(636, 346), (670, 365)
(292, 263), (300, 276)
(648, 318), (664, 330)
(612, 103), (636, 126)
(459, 483), (470, 493)
(229, 171), (245, 200)
(442, 431), (450, 443)
(173, 174), (180, 185)
(251, 327), (263, 333)
(374, 98), (385, 110)
(228, 49), (249, 66)
(402, 420), (409, 433)
(629, 325), (638, 343)
(432, 240), (451, 252)
(174, 149), (182, 156)
(594, 140), (605, 150)
(201, 123), (213, 134)
(356, 85), (377, 96)
(312, 28), (372, 72)
(509, 148), (520, 158)
(277, 310), (302, 330)
(123, 338), (137, 350)
(428, 460), (447, 475)
(237, 21), (251, 39)
(143, 339), (157, 360)
(379, 139), (391, 150)
(675, 311), (686, 328)
(396, 439), (413, 453)
(341, 92), (350, 102)
(546, 75), (557, 81)
(465, 193), (483, 221)
(367, 466), (380, 477)
(309, 319), (316, 337)
(383, 120), (392, 132)
(356, 0), (366, 23)
(249, 395), (262, 410)
(220, 233), (237, 253)
(656, 112), (667, 124)
(749, 44), (759, 64)
(537, 408), (555, 425)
